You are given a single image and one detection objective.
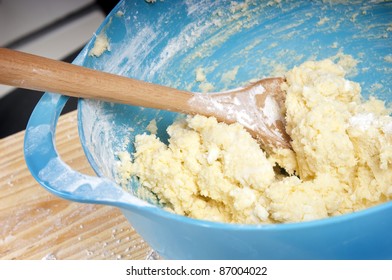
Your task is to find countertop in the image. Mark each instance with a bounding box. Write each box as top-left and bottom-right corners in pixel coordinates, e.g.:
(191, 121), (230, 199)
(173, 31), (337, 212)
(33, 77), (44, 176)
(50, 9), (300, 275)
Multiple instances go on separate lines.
(0, 110), (156, 260)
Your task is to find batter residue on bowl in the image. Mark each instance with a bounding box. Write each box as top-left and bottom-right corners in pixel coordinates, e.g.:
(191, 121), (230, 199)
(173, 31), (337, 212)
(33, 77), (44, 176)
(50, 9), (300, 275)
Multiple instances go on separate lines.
(117, 59), (392, 224)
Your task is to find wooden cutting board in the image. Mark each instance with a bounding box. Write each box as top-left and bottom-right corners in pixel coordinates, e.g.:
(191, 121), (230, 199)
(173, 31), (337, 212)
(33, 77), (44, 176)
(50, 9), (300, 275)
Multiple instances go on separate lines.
(0, 110), (155, 260)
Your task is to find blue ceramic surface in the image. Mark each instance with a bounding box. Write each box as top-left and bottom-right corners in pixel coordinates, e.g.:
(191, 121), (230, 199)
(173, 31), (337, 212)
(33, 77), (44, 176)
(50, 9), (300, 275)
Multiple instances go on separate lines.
(25, 0), (392, 259)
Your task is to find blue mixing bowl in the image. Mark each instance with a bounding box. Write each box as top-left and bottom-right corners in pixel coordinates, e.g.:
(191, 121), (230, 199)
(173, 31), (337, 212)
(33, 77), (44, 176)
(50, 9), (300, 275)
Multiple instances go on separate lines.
(25, 0), (392, 259)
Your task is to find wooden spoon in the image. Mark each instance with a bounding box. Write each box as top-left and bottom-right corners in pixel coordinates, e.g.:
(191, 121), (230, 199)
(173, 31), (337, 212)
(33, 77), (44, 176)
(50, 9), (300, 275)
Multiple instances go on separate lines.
(0, 48), (290, 150)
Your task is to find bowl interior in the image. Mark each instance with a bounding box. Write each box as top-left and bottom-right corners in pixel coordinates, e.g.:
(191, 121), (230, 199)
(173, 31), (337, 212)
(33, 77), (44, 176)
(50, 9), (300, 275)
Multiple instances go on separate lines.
(77, 0), (391, 199)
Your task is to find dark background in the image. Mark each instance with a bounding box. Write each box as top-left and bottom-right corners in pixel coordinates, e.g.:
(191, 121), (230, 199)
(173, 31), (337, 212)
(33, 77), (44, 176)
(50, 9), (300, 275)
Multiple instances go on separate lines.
(0, 0), (119, 138)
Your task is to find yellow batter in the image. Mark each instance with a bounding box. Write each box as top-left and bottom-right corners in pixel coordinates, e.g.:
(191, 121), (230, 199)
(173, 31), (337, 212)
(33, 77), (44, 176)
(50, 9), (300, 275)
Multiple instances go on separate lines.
(118, 59), (392, 224)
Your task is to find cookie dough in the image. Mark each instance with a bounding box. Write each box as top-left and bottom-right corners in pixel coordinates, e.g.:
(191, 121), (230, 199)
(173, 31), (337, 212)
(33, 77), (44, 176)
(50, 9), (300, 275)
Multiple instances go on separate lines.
(118, 59), (392, 224)
(89, 33), (110, 57)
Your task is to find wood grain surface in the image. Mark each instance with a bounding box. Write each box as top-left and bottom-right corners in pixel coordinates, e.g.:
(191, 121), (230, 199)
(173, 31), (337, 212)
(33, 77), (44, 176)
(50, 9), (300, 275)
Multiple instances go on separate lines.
(0, 110), (156, 260)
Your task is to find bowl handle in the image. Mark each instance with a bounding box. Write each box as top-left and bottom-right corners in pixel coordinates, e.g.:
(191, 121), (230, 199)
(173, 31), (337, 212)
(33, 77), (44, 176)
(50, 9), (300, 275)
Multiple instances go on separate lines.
(24, 93), (152, 210)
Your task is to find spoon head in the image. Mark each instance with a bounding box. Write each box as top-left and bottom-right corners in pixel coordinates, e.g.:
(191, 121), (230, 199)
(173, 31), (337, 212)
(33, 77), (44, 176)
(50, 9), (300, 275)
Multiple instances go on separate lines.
(188, 77), (291, 151)
(248, 77), (291, 149)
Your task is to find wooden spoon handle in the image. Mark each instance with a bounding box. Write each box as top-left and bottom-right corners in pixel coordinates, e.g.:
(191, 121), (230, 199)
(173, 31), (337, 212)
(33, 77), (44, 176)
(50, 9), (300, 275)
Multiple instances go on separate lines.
(0, 48), (193, 113)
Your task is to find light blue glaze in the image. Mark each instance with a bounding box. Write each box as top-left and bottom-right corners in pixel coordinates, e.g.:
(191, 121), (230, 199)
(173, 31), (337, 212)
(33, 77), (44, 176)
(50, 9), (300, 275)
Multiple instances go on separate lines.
(25, 0), (392, 259)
